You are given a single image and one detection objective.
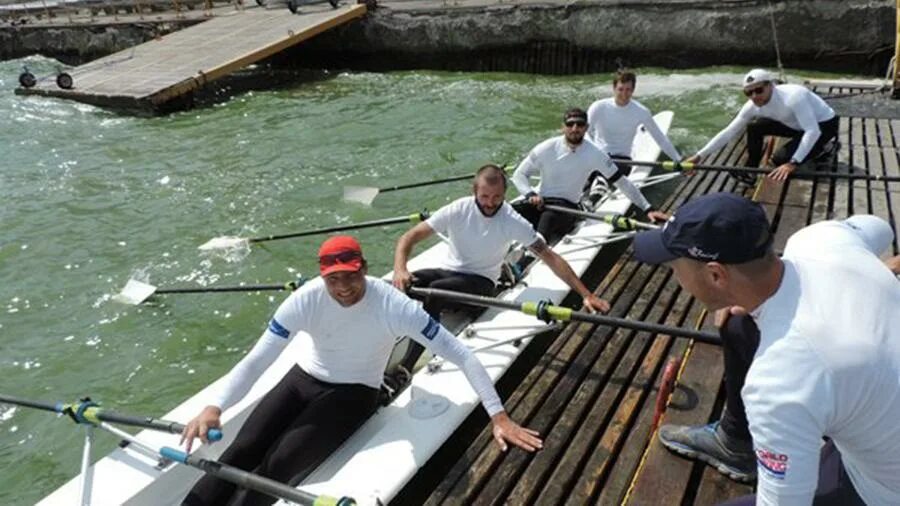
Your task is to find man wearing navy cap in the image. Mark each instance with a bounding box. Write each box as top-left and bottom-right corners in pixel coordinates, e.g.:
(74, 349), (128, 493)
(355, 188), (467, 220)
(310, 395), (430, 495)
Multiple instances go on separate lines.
(633, 193), (900, 505)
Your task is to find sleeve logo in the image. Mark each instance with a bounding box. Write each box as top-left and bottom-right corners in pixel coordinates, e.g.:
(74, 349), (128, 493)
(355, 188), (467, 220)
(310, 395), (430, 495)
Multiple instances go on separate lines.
(756, 448), (789, 480)
(267, 318), (290, 339)
(421, 317), (439, 341)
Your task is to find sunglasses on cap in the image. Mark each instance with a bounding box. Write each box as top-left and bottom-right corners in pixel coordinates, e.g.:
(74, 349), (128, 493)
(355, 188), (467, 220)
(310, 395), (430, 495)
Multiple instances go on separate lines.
(565, 120), (587, 128)
(318, 250), (362, 267)
(744, 84), (768, 97)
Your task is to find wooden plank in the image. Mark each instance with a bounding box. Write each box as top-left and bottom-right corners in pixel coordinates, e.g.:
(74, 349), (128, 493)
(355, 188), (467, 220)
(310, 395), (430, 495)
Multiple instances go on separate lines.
(831, 117), (852, 219)
(424, 254), (646, 505)
(20, 4), (367, 109)
(850, 138), (871, 216)
(469, 264), (662, 505)
(622, 340), (726, 505)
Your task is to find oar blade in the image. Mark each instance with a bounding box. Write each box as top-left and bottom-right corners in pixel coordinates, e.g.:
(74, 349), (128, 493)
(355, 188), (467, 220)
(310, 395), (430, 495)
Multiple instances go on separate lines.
(343, 186), (380, 206)
(198, 236), (249, 251)
(113, 279), (158, 305)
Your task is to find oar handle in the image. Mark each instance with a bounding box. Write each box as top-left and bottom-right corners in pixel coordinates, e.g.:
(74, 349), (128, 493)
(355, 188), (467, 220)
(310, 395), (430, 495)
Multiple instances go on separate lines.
(614, 159), (900, 182)
(407, 287), (721, 345)
(0, 395), (221, 441)
(160, 447), (356, 505)
(248, 212), (429, 243)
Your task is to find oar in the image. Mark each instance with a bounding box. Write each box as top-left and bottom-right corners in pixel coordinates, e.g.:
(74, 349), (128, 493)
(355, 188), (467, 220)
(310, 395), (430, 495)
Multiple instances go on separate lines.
(343, 165), (513, 205)
(1, 395), (355, 506)
(198, 211), (429, 251)
(407, 287), (721, 345)
(0, 394), (223, 442)
(114, 277), (306, 305)
(542, 204), (660, 231)
(613, 159), (900, 182)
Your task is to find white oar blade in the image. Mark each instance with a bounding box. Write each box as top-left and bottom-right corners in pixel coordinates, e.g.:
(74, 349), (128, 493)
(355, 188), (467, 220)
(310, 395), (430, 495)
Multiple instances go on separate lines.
(343, 186), (379, 205)
(113, 279), (157, 305)
(198, 236), (249, 251)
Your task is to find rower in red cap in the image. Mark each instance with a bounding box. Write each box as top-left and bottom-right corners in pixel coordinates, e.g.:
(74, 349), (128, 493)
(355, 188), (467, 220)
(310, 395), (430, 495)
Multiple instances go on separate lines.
(180, 235), (542, 506)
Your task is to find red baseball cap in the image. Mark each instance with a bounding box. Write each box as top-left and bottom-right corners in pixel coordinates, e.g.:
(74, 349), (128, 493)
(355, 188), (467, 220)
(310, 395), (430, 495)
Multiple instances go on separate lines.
(318, 235), (364, 276)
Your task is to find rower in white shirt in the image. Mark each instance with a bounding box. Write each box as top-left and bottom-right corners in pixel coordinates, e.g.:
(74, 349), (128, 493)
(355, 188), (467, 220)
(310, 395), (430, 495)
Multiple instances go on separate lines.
(180, 236), (542, 506)
(392, 164), (610, 373)
(510, 108), (668, 245)
(634, 193), (900, 506)
(686, 69), (839, 184)
(587, 70), (682, 175)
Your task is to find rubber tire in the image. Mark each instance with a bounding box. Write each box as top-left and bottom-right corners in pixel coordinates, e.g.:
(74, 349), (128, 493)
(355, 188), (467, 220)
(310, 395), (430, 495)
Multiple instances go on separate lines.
(287, 0), (298, 13)
(19, 71), (36, 88)
(56, 73), (74, 90)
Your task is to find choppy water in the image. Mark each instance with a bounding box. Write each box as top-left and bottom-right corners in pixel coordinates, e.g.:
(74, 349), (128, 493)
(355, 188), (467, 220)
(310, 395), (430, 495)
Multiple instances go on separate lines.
(0, 57), (853, 504)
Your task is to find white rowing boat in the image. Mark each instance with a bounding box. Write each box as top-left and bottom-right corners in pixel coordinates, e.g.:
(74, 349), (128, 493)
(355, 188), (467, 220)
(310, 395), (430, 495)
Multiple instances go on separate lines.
(37, 111), (675, 506)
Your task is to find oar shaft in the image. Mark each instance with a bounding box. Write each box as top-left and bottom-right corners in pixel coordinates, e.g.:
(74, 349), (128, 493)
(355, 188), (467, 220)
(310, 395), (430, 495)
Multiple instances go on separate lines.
(407, 287), (721, 345)
(248, 212), (428, 244)
(614, 159), (900, 182)
(155, 284), (292, 294)
(160, 448), (330, 505)
(542, 205), (658, 230)
(379, 165), (512, 193)
(0, 395), (221, 441)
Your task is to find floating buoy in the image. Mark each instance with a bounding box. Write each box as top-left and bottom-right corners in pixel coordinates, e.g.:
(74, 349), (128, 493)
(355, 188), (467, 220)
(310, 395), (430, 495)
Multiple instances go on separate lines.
(18, 71), (36, 88)
(56, 72), (74, 90)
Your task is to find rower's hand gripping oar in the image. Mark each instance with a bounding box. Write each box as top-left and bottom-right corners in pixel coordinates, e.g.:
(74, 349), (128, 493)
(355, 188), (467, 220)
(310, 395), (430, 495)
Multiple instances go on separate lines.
(613, 159), (900, 182)
(199, 211), (429, 251)
(114, 276), (307, 306)
(406, 287), (721, 346)
(0, 394), (223, 442)
(343, 165), (513, 205)
(541, 204), (660, 231)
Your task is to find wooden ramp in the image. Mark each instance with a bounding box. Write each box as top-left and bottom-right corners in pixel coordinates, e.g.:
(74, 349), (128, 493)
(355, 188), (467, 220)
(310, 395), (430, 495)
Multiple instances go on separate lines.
(15, 3), (367, 112)
(397, 84), (900, 506)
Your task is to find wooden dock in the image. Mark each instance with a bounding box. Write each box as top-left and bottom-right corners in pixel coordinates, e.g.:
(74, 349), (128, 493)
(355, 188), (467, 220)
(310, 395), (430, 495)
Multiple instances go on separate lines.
(396, 84), (900, 505)
(14, 2), (367, 112)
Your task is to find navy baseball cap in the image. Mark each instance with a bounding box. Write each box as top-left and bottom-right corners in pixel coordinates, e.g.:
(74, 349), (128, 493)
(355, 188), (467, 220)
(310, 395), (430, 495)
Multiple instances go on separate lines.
(634, 193), (773, 264)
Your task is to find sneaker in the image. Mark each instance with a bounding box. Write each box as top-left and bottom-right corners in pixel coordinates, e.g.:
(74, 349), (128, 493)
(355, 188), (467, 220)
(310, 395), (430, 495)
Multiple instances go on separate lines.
(658, 421), (756, 483)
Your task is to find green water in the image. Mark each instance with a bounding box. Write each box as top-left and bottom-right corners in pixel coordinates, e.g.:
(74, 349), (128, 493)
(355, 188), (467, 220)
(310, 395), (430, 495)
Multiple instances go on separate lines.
(0, 58), (852, 504)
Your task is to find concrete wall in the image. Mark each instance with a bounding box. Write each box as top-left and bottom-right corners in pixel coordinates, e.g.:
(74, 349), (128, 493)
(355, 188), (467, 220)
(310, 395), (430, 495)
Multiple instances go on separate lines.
(1, 0), (895, 74)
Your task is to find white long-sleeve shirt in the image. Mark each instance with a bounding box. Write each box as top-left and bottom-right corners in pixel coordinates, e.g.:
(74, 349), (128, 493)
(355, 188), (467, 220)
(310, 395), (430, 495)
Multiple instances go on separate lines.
(697, 84), (835, 163)
(744, 217), (900, 506)
(210, 277), (505, 416)
(586, 98), (682, 161)
(511, 135), (652, 211)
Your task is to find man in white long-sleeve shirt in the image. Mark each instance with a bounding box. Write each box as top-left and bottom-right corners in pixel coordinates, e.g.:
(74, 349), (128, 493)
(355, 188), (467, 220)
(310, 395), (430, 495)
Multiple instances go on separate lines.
(634, 193), (900, 506)
(511, 108), (667, 245)
(687, 69), (838, 183)
(587, 70), (682, 174)
(180, 236), (542, 506)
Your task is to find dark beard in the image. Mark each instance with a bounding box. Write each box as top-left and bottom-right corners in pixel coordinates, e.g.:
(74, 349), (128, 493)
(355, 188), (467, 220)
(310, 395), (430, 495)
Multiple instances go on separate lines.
(475, 200), (502, 217)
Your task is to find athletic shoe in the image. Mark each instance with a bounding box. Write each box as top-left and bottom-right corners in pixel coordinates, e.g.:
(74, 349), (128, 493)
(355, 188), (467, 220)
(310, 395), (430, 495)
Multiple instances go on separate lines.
(658, 421), (757, 483)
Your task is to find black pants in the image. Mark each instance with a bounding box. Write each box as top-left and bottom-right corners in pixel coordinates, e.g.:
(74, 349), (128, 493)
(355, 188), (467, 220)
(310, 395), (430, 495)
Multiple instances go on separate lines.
(399, 268), (495, 370)
(182, 366), (379, 506)
(716, 315), (863, 506)
(512, 197), (580, 246)
(746, 116), (839, 167)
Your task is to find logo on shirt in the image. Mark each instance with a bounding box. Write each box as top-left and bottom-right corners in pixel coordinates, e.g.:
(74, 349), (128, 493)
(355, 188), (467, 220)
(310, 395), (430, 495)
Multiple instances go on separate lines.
(421, 317), (439, 341)
(267, 318), (290, 339)
(756, 448), (789, 480)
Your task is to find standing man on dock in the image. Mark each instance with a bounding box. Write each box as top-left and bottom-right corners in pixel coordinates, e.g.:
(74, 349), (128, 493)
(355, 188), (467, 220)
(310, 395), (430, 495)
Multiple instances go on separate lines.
(686, 69), (838, 184)
(587, 70), (683, 173)
(633, 193), (900, 505)
(511, 108), (667, 245)
(392, 164), (610, 373)
(180, 235), (543, 506)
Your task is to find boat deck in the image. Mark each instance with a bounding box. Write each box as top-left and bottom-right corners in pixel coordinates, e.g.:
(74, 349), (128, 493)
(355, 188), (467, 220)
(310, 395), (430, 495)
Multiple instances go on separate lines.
(396, 83), (900, 505)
